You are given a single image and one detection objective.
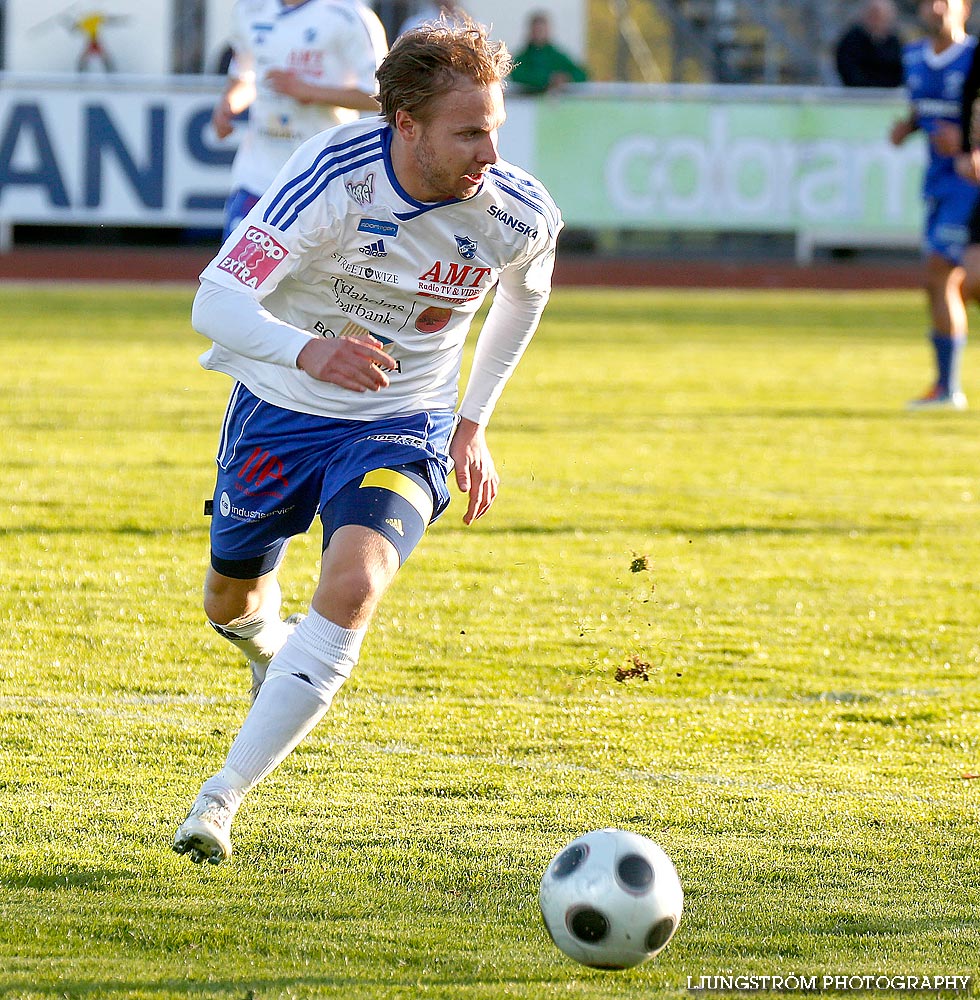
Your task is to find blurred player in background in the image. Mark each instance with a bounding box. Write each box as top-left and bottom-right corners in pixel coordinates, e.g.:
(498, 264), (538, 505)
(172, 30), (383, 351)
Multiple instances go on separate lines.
(172, 17), (562, 865)
(214, 0), (388, 239)
(891, 0), (976, 410)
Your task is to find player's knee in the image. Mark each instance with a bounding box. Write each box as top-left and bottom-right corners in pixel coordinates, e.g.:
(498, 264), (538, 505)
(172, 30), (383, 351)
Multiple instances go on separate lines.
(315, 558), (393, 623)
(203, 573), (264, 626)
(962, 264), (980, 302)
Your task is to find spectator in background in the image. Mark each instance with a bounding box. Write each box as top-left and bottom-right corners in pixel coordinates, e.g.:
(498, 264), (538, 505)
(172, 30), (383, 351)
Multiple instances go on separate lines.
(836, 0), (904, 87)
(213, 0), (387, 240)
(397, 1), (466, 37)
(509, 11), (588, 95)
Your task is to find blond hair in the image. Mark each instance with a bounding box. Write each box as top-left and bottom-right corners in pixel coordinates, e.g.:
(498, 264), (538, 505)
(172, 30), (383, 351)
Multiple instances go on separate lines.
(377, 17), (512, 125)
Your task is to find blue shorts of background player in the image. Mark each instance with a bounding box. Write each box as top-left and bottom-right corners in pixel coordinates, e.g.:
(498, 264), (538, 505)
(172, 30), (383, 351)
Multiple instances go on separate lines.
(209, 383), (454, 579)
(923, 186), (979, 263)
(222, 189), (262, 241)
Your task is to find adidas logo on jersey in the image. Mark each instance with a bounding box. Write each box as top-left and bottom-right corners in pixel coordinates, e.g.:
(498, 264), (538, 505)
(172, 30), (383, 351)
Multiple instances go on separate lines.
(359, 239), (387, 257)
(385, 517), (404, 536)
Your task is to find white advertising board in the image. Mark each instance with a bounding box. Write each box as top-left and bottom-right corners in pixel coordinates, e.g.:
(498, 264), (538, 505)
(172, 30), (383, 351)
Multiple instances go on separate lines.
(5, 1), (172, 75)
(0, 75), (234, 227)
(0, 77), (926, 260)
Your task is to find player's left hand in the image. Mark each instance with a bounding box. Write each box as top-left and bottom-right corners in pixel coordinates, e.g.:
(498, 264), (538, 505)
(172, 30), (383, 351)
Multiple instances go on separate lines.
(889, 117), (915, 146)
(449, 417), (499, 525)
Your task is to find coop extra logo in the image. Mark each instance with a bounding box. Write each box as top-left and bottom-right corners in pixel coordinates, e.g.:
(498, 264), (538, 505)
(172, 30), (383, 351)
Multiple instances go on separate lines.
(217, 227), (288, 288)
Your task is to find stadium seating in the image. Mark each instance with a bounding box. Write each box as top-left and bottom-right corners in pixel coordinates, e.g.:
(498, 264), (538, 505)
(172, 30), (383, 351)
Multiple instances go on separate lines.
(641, 0), (924, 85)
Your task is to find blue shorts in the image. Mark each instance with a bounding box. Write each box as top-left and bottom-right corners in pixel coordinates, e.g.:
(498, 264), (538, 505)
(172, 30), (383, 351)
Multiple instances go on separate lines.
(223, 188), (261, 241)
(209, 383), (454, 578)
(924, 183), (979, 264)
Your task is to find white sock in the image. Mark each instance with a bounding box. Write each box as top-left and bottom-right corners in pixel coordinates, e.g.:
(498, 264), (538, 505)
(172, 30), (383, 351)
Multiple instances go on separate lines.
(199, 609), (366, 808)
(208, 609), (290, 668)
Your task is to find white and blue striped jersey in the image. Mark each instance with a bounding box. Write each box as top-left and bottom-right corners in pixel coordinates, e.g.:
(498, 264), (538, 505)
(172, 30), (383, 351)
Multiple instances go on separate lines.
(227, 0), (387, 196)
(902, 35), (978, 196)
(197, 116), (562, 424)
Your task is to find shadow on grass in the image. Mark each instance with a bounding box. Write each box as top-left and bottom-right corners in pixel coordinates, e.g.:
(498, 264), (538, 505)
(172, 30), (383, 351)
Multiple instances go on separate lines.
(0, 973), (564, 999)
(0, 525), (205, 538)
(2, 864), (134, 892)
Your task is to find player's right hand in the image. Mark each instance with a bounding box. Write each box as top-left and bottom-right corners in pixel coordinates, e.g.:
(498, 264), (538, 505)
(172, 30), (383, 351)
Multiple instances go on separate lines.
(296, 335), (395, 392)
(955, 151), (980, 183)
(212, 103), (234, 140)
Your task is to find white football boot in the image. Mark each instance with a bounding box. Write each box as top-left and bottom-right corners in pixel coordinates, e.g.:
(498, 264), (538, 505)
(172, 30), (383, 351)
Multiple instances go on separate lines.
(172, 794), (235, 865)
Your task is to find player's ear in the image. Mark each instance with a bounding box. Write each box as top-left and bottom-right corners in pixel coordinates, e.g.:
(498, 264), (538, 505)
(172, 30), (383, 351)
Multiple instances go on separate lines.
(394, 109), (418, 141)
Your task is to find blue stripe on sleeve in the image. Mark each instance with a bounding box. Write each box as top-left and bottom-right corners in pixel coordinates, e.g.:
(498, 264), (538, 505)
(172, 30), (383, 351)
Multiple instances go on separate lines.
(263, 129), (386, 230)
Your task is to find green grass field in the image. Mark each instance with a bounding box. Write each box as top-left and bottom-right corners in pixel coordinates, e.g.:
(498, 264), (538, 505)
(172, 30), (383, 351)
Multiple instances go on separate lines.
(1, 283), (978, 999)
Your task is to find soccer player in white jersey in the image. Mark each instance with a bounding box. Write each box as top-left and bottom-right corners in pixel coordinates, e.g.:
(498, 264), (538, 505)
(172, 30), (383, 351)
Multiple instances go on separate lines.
(214, 0), (388, 239)
(173, 17), (562, 865)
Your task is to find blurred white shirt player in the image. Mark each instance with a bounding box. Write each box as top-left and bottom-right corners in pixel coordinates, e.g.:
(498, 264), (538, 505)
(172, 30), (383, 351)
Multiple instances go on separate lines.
(214, 0), (388, 238)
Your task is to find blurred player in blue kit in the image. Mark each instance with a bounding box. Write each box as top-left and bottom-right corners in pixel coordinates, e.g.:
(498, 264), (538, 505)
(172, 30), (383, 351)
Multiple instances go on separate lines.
(172, 17), (562, 865)
(214, 0), (388, 239)
(891, 0), (977, 409)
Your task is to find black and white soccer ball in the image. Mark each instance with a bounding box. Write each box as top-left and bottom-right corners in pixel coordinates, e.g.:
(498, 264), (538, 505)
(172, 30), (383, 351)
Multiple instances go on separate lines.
(538, 827), (683, 970)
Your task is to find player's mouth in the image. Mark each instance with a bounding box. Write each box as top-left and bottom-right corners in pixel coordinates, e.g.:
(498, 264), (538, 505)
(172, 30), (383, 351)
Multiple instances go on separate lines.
(463, 172), (485, 185)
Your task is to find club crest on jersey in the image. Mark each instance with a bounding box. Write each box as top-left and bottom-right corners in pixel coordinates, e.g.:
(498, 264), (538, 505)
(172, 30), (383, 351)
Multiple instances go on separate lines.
(217, 226), (287, 289)
(454, 234), (478, 260)
(346, 173), (375, 206)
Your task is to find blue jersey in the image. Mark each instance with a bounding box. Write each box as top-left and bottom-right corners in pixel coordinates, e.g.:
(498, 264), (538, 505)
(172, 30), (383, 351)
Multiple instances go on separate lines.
(903, 35), (978, 197)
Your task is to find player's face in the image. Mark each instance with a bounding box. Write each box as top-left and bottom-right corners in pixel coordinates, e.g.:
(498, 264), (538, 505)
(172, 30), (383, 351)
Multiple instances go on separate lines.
(918, 0), (968, 37)
(399, 79), (505, 202)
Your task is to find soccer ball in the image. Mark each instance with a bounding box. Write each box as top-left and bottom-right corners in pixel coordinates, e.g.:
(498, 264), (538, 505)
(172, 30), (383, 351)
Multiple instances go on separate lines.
(538, 827), (683, 969)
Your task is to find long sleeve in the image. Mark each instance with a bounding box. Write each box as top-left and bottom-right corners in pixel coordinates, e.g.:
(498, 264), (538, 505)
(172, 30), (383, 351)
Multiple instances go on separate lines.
(192, 279), (315, 368)
(457, 250), (555, 425)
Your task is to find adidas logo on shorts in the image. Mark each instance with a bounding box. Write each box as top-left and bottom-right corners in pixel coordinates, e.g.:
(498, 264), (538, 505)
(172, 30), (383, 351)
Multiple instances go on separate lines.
(385, 517), (404, 536)
(359, 239), (387, 257)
